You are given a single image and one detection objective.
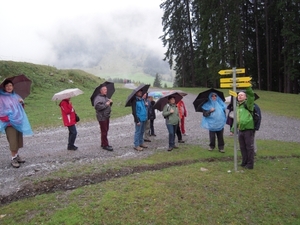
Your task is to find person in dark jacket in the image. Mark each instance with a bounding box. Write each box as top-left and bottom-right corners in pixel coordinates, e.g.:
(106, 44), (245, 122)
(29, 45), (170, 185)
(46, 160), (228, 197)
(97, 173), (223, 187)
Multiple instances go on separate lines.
(59, 98), (78, 150)
(148, 96), (156, 136)
(143, 93), (151, 142)
(131, 89), (148, 151)
(236, 87), (255, 169)
(94, 86), (113, 151)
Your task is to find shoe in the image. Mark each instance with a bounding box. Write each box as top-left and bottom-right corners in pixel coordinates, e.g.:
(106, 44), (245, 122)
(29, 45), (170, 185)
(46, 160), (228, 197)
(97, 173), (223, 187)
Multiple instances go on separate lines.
(240, 164), (246, 167)
(244, 165), (253, 169)
(144, 139), (151, 142)
(16, 155), (25, 163)
(140, 144), (148, 148)
(134, 146), (143, 151)
(183, 133), (187, 136)
(167, 147), (173, 151)
(103, 146), (113, 151)
(68, 146), (78, 150)
(11, 158), (20, 168)
(178, 140), (185, 143)
(219, 149), (225, 153)
(151, 134), (157, 136)
(173, 145), (179, 149)
(208, 147), (213, 151)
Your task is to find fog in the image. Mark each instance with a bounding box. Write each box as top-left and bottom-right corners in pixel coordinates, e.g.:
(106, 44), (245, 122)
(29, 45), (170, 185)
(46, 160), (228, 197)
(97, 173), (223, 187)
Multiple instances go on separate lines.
(0, 0), (166, 69)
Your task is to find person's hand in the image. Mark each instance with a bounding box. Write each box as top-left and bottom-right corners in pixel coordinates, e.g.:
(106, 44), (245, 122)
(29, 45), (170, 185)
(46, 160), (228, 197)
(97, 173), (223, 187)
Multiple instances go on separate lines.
(210, 108), (215, 112)
(106, 99), (112, 105)
(170, 109), (174, 113)
(19, 99), (24, 103)
(137, 122), (140, 126)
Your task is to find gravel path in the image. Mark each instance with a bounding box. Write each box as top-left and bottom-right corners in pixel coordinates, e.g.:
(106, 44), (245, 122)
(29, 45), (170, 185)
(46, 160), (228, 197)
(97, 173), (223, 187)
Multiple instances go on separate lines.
(1, 87), (299, 198)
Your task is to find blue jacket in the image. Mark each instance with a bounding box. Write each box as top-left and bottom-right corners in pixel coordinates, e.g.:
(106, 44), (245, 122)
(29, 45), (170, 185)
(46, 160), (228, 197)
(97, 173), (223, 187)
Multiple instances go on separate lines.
(131, 97), (147, 123)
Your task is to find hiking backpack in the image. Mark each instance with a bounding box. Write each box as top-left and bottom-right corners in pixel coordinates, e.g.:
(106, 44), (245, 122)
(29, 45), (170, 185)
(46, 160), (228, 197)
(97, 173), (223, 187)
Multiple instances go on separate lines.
(244, 103), (262, 131)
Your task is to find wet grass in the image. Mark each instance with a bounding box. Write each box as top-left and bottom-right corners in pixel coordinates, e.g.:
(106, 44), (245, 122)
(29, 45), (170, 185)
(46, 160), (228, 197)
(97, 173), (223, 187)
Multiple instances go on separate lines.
(0, 140), (300, 224)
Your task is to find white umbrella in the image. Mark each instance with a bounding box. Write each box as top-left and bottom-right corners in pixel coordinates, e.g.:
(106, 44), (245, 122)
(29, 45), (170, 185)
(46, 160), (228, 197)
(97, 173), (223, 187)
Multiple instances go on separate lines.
(51, 88), (84, 101)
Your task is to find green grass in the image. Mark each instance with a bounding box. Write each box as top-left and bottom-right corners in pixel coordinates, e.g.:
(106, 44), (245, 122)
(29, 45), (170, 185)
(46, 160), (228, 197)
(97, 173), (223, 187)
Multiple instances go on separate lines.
(1, 143), (299, 224)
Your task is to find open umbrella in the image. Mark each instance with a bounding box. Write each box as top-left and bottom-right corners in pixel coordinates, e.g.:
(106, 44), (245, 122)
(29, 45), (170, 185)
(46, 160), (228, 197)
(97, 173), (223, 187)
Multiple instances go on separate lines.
(193, 98), (208, 112)
(51, 88), (83, 101)
(193, 88), (225, 112)
(0, 74), (32, 99)
(125, 84), (150, 107)
(169, 90), (188, 97)
(90, 81), (115, 106)
(153, 92), (183, 111)
(148, 91), (163, 99)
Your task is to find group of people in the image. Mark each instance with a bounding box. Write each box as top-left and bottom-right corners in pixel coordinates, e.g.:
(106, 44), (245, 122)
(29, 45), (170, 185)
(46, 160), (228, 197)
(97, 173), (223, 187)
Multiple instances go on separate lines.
(0, 80), (256, 170)
(200, 87), (256, 169)
(131, 89), (188, 152)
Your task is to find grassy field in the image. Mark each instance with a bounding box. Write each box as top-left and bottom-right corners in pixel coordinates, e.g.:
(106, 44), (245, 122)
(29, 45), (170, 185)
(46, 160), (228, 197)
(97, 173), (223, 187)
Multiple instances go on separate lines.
(0, 141), (299, 224)
(1, 61), (300, 224)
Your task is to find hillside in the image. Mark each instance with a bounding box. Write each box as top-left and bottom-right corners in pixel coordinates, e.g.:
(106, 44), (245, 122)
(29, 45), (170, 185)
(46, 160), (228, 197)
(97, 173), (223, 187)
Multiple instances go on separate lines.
(0, 60), (103, 92)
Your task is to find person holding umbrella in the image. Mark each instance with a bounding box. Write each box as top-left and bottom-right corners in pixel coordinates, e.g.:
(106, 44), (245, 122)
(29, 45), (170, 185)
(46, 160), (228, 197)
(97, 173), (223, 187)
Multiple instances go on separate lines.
(162, 95), (180, 151)
(131, 89), (148, 151)
(0, 79), (33, 168)
(93, 85), (113, 151)
(201, 92), (227, 153)
(59, 98), (79, 151)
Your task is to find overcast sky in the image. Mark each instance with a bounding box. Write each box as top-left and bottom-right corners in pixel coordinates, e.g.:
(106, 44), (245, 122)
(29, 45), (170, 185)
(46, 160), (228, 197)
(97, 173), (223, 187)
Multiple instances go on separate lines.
(0, 0), (165, 68)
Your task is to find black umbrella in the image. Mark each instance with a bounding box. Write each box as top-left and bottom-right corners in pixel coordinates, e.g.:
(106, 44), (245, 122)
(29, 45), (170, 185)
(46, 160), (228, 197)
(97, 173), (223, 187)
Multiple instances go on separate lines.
(153, 92), (183, 111)
(90, 81), (115, 106)
(193, 98), (208, 112)
(125, 84), (150, 107)
(193, 88), (225, 112)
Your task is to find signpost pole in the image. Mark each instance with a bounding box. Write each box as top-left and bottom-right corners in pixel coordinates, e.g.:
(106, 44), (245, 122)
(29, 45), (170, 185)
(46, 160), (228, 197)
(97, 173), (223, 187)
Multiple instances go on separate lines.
(233, 67), (238, 172)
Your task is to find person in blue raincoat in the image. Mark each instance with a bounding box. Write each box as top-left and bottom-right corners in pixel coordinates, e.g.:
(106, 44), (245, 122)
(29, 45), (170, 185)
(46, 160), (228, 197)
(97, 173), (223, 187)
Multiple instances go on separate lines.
(201, 92), (227, 153)
(0, 79), (33, 168)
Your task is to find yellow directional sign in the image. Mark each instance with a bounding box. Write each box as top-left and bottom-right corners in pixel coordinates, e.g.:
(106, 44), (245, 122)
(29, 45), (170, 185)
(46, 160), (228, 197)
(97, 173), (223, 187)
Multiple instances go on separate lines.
(220, 77), (252, 83)
(218, 68), (245, 75)
(221, 83), (252, 88)
(229, 90), (237, 97)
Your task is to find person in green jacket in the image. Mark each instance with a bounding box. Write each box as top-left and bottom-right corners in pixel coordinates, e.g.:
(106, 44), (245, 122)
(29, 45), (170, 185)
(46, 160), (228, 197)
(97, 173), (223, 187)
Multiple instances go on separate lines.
(237, 87), (255, 169)
(162, 96), (180, 151)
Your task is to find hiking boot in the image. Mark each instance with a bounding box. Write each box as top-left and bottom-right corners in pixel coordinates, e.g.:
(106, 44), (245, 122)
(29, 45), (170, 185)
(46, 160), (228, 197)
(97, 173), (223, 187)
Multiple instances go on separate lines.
(173, 145), (179, 149)
(208, 147), (213, 151)
(144, 139), (151, 142)
(178, 140), (185, 143)
(11, 158), (20, 168)
(140, 144), (148, 148)
(16, 155), (25, 163)
(219, 149), (225, 153)
(103, 146), (113, 151)
(134, 146), (143, 151)
(167, 147), (173, 151)
(68, 146), (78, 150)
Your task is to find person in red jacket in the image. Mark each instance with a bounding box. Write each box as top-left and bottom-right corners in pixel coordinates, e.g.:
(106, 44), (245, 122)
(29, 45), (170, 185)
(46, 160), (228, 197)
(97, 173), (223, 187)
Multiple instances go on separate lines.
(177, 99), (187, 135)
(59, 98), (78, 150)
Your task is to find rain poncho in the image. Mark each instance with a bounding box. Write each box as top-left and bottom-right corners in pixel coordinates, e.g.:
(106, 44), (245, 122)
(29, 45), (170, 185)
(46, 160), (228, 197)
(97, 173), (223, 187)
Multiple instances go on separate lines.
(0, 89), (33, 135)
(201, 92), (227, 131)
